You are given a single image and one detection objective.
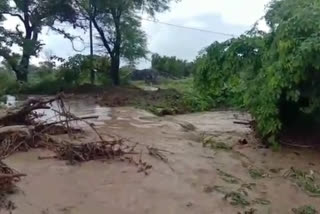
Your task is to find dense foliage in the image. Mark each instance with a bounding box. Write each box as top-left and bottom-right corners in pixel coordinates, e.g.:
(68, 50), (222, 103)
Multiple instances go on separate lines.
(0, 54), (112, 95)
(0, 0), (176, 85)
(0, 0), (78, 82)
(151, 53), (194, 78)
(75, 0), (177, 85)
(194, 0), (320, 143)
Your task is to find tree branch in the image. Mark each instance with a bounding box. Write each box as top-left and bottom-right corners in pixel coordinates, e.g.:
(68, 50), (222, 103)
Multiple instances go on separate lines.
(49, 26), (85, 52)
(92, 17), (113, 56)
(3, 12), (25, 23)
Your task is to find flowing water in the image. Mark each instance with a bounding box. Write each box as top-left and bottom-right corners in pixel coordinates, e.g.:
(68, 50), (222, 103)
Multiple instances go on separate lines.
(1, 95), (112, 126)
(1, 98), (320, 214)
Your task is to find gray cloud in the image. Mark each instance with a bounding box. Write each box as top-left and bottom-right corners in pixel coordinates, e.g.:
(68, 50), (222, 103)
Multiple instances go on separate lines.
(138, 13), (249, 68)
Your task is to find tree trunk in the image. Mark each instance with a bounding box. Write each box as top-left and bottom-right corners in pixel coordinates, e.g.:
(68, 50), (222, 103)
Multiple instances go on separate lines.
(110, 55), (120, 86)
(89, 17), (95, 85)
(16, 53), (30, 82)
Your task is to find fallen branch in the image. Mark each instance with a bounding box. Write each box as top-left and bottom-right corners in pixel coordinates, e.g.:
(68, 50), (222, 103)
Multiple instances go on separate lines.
(0, 125), (34, 137)
(43, 115), (99, 127)
(234, 121), (252, 126)
(147, 146), (174, 171)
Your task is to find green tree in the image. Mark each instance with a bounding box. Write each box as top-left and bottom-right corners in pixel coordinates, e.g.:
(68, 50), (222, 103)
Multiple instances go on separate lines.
(58, 54), (110, 85)
(152, 53), (193, 78)
(0, 0), (77, 82)
(194, 0), (320, 143)
(76, 0), (177, 85)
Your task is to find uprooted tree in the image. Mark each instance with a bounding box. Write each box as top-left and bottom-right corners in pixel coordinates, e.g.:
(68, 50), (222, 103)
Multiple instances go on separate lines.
(0, 0), (78, 82)
(75, 0), (177, 85)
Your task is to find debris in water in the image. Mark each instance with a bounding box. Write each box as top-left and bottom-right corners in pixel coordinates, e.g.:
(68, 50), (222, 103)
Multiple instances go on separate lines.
(217, 168), (242, 184)
(54, 141), (137, 164)
(252, 198), (271, 206)
(0, 161), (25, 212)
(0, 95), (154, 210)
(238, 139), (248, 145)
(224, 191), (250, 207)
(292, 205), (318, 214)
(237, 208), (257, 214)
(147, 146), (174, 171)
(248, 168), (268, 179)
(284, 167), (320, 197)
(202, 136), (232, 150)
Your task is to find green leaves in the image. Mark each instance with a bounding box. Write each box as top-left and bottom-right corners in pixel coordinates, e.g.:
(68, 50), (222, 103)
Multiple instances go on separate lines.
(151, 54), (194, 78)
(194, 0), (320, 143)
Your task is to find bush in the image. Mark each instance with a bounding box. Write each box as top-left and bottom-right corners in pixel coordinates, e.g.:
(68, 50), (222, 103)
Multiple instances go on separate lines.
(151, 54), (194, 78)
(0, 69), (16, 96)
(194, 0), (320, 143)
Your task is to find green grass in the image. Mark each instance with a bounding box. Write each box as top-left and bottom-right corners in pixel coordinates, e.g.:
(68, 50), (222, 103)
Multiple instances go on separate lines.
(249, 168), (268, 179)
(217, 169), (242, 184)
(224, 191), (250, 207)
(133, 78), (214, 114)
(0, 71), (16, 96)
(154, 78), (194, 93)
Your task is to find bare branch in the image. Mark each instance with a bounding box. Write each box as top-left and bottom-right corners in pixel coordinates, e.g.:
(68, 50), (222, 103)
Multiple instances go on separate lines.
(92, 17), (113, 56)
(3, 12), (24, 23)
(49, 26), (86, 52)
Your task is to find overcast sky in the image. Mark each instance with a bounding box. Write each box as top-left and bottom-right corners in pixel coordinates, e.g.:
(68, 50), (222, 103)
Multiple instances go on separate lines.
(3, 0), (271, 68)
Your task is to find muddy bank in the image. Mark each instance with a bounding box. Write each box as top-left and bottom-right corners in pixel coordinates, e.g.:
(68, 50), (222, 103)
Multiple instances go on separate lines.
(97, 86), (192, 116)
(1, 107), (319, 214)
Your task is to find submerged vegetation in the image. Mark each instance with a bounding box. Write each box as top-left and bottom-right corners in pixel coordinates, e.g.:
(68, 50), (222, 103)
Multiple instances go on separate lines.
(284, 167), (320, 197)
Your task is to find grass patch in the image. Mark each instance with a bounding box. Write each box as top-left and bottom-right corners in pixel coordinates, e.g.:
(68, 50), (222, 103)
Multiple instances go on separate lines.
(153, 78), (194, 94)
(134, 78), (214, 114)
(285, 168), (320, 197)
(292, 205), (318, 214)
(252, 198), (271, 206)
(217, 169), (242, 184)
(241, 183), (256, 190)
(249, 168), (268, 179)
(224, 191), (250, 207)
(202, 136), (232, 150)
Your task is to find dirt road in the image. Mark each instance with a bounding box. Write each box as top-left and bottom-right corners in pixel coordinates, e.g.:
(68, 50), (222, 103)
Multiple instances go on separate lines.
(4, 107), (320, 214)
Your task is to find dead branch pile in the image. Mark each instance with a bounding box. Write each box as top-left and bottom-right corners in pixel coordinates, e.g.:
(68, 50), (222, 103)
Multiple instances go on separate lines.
(0, 161), (25, 212)
(54, 140), (136, 163)
(0, 95), (150, 211)
(0, 161), (25, 193)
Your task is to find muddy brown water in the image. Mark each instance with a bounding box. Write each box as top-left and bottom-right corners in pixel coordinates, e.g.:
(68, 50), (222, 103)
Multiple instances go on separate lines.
(2, 98), (320, 214)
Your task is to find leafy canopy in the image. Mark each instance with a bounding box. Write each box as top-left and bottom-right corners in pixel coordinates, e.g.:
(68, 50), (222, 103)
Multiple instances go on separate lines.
(194, 0), (320, 143)
(0, 0), (78, 80)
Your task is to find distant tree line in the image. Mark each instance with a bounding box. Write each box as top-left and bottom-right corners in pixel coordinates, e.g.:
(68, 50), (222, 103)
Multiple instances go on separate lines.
(0, 0), (177, 85)
(151, 53), (194, 78)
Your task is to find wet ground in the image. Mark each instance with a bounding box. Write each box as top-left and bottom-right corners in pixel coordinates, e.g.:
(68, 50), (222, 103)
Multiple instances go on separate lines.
(1, 98), (320, 214)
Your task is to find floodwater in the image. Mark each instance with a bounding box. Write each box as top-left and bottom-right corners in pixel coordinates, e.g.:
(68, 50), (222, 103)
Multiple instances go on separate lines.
(2, 101), (320, 213)
(2, 95), (112, 126)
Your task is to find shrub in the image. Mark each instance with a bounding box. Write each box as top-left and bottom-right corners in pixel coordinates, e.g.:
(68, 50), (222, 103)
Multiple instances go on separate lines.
(194, 0), (320, 143)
